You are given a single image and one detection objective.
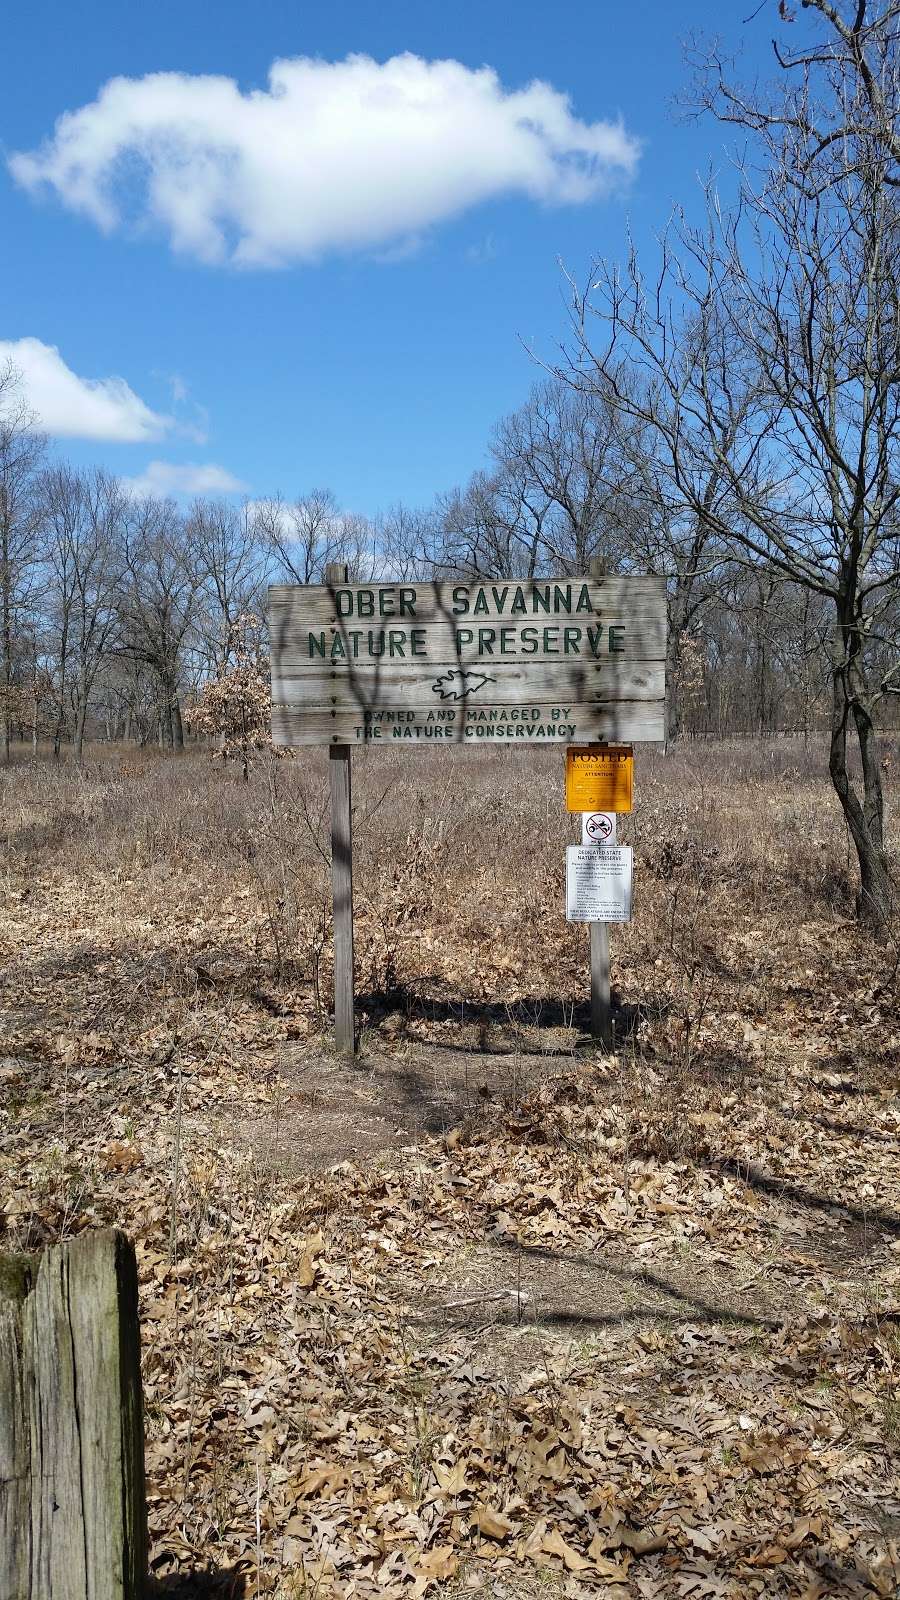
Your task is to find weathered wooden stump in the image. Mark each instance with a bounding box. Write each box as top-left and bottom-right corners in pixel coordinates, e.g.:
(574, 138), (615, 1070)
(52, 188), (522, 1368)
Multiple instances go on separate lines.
(0, 1228), (147, 1599)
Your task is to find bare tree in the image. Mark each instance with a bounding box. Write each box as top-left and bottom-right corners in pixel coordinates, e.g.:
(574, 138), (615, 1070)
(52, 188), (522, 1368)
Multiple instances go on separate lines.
(0, 361), (45, 761)
(568, 29), (900, 924)
(492, 379), (648, 574)
(98, 655), (160, 746)
(41, 465), (124, 761)
(41, 464), (78, 756)
(433, 380), (651, 580)
(379, 503), (440, 580)
(434, 470), (526, 578)
(186, 498), (268, 676)
(119, 497), (199, 750)
(528, 346), (744, 743)
(434, 378), (732, 739)
(253, 489), (376, 584)
(694, 2), (900, 180)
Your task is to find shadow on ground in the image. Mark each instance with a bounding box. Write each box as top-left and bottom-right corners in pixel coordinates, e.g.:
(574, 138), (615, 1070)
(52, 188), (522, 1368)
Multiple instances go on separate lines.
(148, 1568), (246, 1598)
(356, 977), (672, 1051)
(272, 1042), (548, 1166)
(415, 1235), (789, 1338)
(702, 1155), (900, 1244)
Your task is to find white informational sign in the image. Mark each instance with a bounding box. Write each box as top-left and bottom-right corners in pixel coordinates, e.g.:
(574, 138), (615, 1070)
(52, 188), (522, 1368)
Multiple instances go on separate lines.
(581, 811), (617, 846)
(566, 845), (633, 923)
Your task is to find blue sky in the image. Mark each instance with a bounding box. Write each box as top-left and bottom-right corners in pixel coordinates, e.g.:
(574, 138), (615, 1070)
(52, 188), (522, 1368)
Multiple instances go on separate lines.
(1, 0), (791, 514)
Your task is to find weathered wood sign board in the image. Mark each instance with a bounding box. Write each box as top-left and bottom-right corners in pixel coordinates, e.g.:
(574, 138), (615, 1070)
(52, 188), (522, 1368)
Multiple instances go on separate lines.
(269, 575), (666, 745)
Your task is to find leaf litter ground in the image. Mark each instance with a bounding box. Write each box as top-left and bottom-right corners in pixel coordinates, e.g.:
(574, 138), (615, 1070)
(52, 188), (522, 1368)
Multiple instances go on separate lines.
(0, 743), (898, 1598)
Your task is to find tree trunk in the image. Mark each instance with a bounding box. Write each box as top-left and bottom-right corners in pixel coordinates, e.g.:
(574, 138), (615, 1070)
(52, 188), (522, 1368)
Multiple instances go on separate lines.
(74, 669), (89, 764)
(852, 695), (885, 852)
(0, 1230), (147, 1600)
(54, 628), (69, 760)
(829, 661), (893, 929)
(74, 702), (87, 763)
(172, 698), (184, 751)
(159, 692), (174, 750)
(1, 571), (11, 764)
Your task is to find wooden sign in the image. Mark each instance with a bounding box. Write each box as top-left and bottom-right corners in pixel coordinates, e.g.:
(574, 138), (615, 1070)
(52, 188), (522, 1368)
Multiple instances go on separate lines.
(270, 567), (666, 1056)
(269, 575), (666, 746)
(565, 745), (634, 813)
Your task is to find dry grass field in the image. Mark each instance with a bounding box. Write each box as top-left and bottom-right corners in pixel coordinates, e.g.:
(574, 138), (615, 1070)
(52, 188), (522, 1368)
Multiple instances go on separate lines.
(1, 739), (899, 1598)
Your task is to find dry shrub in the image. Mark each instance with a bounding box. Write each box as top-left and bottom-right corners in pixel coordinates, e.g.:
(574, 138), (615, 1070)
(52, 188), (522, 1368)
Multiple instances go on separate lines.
(0, 736), (893, 1045)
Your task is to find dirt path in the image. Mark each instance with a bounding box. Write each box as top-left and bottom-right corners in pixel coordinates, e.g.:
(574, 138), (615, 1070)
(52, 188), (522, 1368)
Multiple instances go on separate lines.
(259, 1039), (567, 1170)
(232, 1028), (896, 1386)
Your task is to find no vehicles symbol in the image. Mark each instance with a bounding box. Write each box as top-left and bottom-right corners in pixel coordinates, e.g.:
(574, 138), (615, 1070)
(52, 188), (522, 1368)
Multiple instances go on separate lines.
(582, 811), (617, 846)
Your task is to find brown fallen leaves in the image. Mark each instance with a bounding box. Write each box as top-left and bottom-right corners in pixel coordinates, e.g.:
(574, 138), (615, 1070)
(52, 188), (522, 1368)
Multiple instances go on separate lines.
(296, 1229), (324, 1288)
(471, 1507), (514, 1542)
(4, 1052), (898, 1598)
(1, 749), (899, 1597)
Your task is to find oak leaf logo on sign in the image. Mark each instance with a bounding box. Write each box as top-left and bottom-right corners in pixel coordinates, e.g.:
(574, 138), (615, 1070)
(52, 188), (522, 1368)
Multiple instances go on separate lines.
(431, 670), (495, 701)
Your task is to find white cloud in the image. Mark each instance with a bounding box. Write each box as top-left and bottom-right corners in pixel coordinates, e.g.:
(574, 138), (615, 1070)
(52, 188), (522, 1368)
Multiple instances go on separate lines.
(9, 54), (640, 267)
(151, 370), (210, 443)
(466, 233), (498, 265)
(121, 459), (247, 500)
(0, 336), (171, 442)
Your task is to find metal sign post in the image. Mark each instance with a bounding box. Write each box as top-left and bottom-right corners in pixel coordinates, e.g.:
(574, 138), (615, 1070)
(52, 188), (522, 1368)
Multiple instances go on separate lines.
(566, 761), (634, 1051)
(590, 922), (612, 1048)
(583, 815), (616, 1046)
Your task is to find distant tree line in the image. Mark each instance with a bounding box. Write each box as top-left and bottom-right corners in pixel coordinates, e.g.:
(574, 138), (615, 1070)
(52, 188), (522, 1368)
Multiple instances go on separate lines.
(0, 1), (897, 924)
(0, 360), (875, 761)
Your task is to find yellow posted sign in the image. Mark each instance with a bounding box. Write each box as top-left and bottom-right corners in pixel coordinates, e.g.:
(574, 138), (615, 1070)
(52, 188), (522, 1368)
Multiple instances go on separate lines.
(566, 745), (634, 813)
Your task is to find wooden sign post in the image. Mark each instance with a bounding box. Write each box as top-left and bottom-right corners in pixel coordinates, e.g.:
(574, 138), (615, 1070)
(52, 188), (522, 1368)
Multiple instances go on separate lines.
(0, 1229), (147, 1600)
(269, 574), (666, 1051)
(325, 563), (356, 1053)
